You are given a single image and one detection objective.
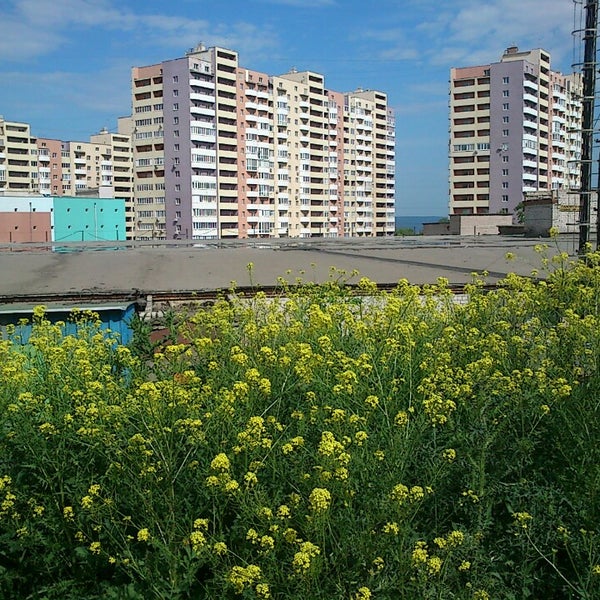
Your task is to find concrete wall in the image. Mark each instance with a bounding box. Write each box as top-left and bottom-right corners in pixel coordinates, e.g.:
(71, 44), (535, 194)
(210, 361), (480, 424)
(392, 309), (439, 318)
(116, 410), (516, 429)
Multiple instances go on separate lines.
(0, 196), (53, 242)
(422, 222), (451, 235)
(523, 201), (579, 236)
(450, 214), (513, 235)
(53, 196), (125, 242)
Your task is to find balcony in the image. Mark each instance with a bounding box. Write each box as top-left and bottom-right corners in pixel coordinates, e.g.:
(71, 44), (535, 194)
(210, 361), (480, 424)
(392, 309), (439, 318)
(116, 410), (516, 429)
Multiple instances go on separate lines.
(190, 106), (215, 117)
(524, 79), (539, 93)
(190, 78), (215, 90)
(190, 92), (215, 104)
(191, 132), (216, 143)
(523, 106), (538, 118)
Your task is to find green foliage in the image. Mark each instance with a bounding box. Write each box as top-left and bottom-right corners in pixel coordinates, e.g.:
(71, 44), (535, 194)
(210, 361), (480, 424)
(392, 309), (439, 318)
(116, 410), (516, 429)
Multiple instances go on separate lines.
(395, 227), (420, 236)
(0, 255), (600, 598)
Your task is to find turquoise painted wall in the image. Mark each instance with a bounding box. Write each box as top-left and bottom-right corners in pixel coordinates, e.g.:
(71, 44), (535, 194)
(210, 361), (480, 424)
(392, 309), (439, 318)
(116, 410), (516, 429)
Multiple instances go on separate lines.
(52, 197), (125, 242)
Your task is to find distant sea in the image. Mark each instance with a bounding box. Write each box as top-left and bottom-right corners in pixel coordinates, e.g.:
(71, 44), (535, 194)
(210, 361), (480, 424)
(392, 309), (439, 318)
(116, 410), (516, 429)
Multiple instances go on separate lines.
(395, 216), (445, 234)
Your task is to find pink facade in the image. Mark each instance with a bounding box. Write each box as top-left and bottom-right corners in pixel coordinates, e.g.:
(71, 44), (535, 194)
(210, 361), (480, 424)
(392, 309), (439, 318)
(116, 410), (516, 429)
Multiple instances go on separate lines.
(451, 65), (490, 79)
(0, 211), (52, 243)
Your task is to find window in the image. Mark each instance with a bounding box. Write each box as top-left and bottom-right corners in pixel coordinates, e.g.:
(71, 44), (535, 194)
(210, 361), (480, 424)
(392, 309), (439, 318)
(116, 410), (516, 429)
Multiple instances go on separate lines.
(502, 155), (509, 163)
(502, 182), (509, 189)
(502, 168), (508, 176)
(503, 76), (510, 84)
(502, 129), (509, 136)
(173, 103), (179, 111)
(503, 90), (510, 97)
(173, 117), (179, 124)
(173, 89), (179, 97)
(503, 103), (509, 110)
(174, 144), (179, 151)
(503, 116), (509, 123)
(173, 75), (178, 83)
(502, 195), (508, 202)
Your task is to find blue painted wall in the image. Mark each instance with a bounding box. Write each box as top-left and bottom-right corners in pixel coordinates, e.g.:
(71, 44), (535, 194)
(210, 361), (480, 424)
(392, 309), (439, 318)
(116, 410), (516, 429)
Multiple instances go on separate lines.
(0, 303), (137, 346)
(52, 196), (126, 242)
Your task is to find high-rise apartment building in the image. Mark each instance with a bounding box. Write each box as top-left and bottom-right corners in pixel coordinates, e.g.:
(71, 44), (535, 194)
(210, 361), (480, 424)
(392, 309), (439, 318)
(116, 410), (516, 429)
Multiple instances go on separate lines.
(0, 117), (37, 194)
(449, 46), (582, 216)
(130, 45), (395, 240)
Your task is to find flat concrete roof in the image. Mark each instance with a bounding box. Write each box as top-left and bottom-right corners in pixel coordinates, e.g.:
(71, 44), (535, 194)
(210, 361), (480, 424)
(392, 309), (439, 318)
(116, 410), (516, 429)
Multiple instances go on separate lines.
(0, 235), (580, 297)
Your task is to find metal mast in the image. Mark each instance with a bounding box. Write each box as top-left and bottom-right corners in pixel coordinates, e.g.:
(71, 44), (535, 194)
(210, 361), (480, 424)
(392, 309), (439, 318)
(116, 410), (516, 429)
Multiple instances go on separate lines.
(574, 0), (599, 252)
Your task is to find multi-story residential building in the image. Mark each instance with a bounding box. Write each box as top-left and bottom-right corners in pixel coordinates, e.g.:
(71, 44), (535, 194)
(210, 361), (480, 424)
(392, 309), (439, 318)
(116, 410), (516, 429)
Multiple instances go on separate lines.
(130, 45), (395, 240)
(0, 115), (134, 237)
(34, 132), (133, 238)
(90, 124), (134, 238)
(0, 117), (37, 194)
(449, 46), (582, 216)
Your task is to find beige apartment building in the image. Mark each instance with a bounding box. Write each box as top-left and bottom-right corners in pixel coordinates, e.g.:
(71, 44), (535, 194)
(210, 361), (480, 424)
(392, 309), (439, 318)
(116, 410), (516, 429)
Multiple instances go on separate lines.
(130, 45), (395, 240)
(449, 47), (582, 217)
(0, 116), (134, 236)
(0, 117), (37, 194)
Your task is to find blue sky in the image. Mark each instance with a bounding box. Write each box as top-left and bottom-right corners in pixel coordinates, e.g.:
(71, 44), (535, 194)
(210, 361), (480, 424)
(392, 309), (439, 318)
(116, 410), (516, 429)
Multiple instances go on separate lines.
(0, 0), (579, 216)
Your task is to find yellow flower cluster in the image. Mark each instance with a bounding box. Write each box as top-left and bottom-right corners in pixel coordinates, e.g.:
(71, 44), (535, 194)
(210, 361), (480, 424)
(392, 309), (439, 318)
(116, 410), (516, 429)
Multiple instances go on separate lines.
(308, 487), (332, 513)
(292, 541), (320, 573)
(227, 564), (263, 594)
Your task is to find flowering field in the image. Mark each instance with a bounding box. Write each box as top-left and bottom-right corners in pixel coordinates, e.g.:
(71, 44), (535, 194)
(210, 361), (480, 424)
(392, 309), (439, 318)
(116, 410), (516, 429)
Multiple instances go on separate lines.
(1, 250), (600, 599)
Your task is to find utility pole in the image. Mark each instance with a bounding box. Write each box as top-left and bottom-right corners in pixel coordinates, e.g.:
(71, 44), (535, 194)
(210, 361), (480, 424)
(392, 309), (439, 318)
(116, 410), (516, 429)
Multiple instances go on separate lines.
(577, 0), (598, 252)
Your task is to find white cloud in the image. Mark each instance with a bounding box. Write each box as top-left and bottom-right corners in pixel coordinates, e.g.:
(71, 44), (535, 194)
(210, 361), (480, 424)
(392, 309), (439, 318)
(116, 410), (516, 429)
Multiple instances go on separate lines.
(369, 0), (576, 73)
(0, 0), (278, 63)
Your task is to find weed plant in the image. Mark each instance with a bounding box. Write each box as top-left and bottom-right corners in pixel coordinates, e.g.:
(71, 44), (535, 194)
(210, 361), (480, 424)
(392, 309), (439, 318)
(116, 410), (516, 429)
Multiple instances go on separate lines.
(0, 250), (599, 598)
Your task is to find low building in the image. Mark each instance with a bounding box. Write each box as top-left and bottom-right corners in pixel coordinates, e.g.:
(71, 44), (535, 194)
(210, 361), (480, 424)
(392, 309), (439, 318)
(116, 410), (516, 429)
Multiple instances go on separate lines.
(0, 195), (125, 243)
(522, 190), (597, 236)
(423, 214), (513, 236)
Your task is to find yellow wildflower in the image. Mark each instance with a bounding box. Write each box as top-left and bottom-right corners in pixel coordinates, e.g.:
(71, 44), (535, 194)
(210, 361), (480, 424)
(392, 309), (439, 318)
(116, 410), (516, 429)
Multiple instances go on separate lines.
(354, 587), (372, 600)
(255, 582), (271, 599)
(213, 541), (228, 556)
(309, 487), (332, 512)
(383, 522), (400, 535)
(227, 564), (262, 594)
(211, 453), (231, 471)
(89, 541), (101, 555)
(293, 541), (320, 573)
(189, 530), (206, 552)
